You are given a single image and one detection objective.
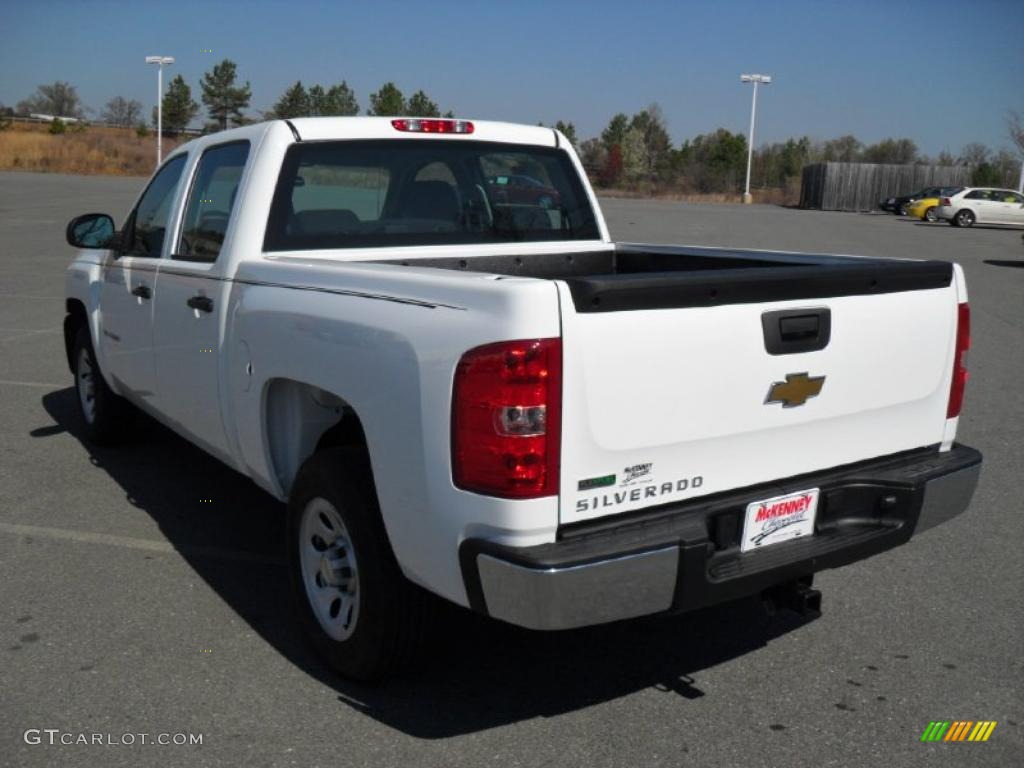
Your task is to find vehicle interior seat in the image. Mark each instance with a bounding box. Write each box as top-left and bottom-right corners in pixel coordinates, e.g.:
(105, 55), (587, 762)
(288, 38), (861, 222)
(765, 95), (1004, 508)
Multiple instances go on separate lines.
(399, 180), (460, 224)
(289, 209), (361, 236)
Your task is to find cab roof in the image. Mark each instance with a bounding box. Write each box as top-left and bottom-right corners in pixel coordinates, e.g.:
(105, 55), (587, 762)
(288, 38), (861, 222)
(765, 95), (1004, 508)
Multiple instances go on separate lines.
(172, 117), (562, 156)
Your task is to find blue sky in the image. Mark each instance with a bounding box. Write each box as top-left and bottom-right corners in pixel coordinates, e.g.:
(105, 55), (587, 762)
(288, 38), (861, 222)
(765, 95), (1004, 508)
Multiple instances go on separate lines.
(2, 0), (1022, 156)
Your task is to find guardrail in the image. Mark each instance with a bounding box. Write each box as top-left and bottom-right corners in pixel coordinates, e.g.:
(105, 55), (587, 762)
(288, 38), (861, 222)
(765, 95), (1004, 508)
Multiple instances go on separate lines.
(3, 115), (202, 136)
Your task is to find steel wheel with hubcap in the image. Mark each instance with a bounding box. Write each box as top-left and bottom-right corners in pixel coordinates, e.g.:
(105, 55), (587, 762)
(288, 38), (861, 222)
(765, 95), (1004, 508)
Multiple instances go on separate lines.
(299, 497), (360, 641)
(76, 346), (97, 425)
(287, 446), (427, 681)
(71, 327), (133, 444)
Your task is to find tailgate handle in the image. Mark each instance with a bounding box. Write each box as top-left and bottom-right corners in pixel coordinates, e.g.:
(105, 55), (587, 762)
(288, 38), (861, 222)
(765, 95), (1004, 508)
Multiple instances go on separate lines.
(780, 315), (819, 340)
(762, 308), (831, 355)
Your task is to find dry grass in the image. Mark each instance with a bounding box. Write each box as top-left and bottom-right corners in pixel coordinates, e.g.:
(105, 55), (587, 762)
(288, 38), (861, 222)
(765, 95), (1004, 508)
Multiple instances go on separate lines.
(0, 122), (187, 176)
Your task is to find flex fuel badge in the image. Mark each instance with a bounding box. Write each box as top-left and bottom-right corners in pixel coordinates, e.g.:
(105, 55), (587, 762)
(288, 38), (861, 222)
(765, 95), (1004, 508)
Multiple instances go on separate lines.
(578, 474), (616, 491)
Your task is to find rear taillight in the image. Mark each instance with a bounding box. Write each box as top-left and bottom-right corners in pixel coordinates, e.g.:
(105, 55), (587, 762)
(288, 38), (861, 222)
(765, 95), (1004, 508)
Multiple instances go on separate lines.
(940, 197), (952, 206)
(391, 118), (474, 134)
(452, 338), (561, 498)
(946, 302), (970, 418)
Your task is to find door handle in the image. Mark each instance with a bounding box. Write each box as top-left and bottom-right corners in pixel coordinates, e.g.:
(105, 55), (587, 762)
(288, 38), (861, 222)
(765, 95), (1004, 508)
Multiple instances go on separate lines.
(131, 284), (152, 299)
(187, 295), (214, 313)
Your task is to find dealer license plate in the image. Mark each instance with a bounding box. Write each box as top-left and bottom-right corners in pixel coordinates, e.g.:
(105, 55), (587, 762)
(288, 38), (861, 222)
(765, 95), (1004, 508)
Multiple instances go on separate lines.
(740, 488), (819, 553)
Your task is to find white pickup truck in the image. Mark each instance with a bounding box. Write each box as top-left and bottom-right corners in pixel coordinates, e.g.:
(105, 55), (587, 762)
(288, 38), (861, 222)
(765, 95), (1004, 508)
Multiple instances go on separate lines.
(64, 117), (982, 680)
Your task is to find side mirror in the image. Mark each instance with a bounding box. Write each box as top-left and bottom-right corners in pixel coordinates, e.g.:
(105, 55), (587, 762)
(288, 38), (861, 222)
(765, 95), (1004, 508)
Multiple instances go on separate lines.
(66, 213), (115, 249)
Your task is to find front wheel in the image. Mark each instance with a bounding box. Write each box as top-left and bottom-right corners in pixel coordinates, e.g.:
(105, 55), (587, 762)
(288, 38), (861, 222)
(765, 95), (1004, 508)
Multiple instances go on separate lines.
(288, 447), (427, 681)
(71, 327), (133, 444)
(924, 207), (938, 223)
(955, 209), (975, 228)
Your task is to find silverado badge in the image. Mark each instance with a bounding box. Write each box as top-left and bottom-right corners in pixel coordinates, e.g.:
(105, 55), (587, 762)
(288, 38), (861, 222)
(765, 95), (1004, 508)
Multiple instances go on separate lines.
(765, 372), (825, 408)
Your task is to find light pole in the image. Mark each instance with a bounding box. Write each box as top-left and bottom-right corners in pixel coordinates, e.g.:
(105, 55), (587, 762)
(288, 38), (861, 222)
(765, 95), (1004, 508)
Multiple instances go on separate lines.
(145, 55), (175, 165)
(740, 73), (771, 204)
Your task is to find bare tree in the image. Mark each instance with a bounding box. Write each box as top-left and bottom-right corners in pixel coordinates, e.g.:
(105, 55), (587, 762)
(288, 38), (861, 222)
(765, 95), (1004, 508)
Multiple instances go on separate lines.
(1008, 111), (1024, 191)
(1008, 111), (1024, 156)
(17, 82), (85, 118)
(992, 148), (1019, 186)
(959, 142), (990, 165)
(822, 135), (862, 162)
(100, 96), (142, 127)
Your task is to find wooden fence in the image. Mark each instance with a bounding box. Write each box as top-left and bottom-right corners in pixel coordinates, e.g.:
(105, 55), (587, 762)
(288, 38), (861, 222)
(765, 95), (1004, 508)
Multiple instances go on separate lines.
(799, 162), (974, 212)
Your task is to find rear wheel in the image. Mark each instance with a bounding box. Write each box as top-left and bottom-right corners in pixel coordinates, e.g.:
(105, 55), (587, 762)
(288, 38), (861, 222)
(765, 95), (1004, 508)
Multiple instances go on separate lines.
(924, 207), (938, 223)
(288, 447), (427, 681)
(955, 209), (975, 228)
(71, 327), (133, 444)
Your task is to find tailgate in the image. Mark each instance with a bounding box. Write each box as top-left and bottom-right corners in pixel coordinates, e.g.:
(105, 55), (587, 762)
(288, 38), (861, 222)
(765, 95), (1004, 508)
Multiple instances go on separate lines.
(556, 258), (959, 525)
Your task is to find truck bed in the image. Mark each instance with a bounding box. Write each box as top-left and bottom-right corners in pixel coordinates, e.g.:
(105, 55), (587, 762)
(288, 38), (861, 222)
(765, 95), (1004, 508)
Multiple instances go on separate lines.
(378, 243), (953, 312)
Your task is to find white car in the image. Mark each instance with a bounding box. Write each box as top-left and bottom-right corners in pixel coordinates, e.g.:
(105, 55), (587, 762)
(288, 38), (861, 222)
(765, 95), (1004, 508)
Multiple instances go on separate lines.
(936, 186), (1024, 227)
(62, 117), (982, 680)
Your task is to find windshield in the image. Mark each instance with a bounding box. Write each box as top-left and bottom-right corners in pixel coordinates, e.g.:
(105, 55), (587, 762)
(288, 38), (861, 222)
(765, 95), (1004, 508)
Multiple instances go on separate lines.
(264, 139), (600, 251)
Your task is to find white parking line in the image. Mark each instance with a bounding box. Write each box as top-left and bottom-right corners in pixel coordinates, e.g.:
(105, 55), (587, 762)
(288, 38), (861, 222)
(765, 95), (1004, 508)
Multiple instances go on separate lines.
(0, 293), (64, 300)
(0, 379), (64, 388)
(0, 327), (61, 344)
(0, 521), (285, 566)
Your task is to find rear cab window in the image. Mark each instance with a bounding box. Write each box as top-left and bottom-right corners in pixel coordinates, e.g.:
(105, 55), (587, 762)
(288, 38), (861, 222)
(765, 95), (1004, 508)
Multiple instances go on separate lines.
(176, 141), (251, 262)
(264, 140), (599, 251)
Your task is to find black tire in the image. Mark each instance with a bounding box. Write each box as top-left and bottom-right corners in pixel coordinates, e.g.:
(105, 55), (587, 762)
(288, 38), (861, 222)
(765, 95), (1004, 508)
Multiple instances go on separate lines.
(71, 326), (133, 444)
(287, 446), (427, 682)
(898, 204), (908, 216)
(924, 207), (938, 223)
(955, 209), (975, 228)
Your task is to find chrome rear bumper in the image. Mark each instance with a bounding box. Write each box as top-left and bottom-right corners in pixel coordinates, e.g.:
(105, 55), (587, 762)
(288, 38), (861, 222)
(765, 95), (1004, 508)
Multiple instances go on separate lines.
(460, 444), (981, 631)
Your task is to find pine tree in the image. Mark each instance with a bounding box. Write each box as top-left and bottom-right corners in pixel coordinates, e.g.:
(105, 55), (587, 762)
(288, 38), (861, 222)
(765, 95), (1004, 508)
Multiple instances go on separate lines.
(367, 82), (405, 116)
(272, 81), (310, 119)
(160, 75), (198, 133)
(309, 82), (359, 116)
(554, 120), (578, 148)
(406, 90), (440, 117)
(200, 60), (251, 131)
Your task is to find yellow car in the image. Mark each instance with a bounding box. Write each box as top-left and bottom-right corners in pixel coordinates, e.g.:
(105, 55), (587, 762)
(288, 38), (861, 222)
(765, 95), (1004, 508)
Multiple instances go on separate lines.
(906, 196), (941, 222)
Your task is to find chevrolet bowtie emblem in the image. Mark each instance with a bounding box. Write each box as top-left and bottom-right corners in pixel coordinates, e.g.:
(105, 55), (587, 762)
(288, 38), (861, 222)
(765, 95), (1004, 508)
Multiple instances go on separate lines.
(765, 372), (825, 408)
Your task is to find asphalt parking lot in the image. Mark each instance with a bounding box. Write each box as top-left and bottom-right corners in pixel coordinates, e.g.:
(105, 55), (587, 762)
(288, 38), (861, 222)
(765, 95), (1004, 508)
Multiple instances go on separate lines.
(1, 171), (1021, 767)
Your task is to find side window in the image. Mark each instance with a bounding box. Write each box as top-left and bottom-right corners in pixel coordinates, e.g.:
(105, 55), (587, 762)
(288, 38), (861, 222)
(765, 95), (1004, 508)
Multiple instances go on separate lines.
(964, 190), (988, 201)
(125, 155), (187, 257)
(177, 142), (250, 262)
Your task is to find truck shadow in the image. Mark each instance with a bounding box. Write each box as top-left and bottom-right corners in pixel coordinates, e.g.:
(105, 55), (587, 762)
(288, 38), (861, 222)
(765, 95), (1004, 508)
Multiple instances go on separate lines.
(36, 387), (817, 739)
